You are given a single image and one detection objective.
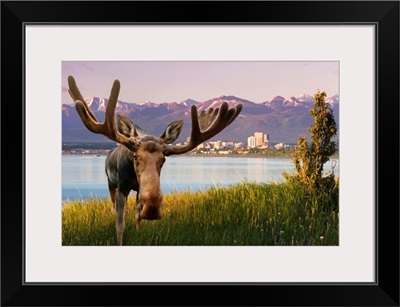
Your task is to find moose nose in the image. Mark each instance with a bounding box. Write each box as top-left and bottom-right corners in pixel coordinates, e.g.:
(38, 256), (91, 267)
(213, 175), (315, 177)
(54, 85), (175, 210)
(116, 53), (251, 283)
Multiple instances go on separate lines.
(139, 191), (163, 220)
(140, 205), (162, 220)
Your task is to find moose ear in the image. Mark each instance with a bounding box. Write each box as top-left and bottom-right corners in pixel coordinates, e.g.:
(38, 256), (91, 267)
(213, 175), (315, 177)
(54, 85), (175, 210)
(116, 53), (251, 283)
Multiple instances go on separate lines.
(160, 120), (184, 144)
(117, 115), (139, 138)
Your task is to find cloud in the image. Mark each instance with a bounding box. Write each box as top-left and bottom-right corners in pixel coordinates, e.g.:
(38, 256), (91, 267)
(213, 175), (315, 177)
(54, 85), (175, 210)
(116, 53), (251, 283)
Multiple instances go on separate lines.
(79, 63), (94, 71)
(63, 63), (74, 71)
(62, 62), (94, 71)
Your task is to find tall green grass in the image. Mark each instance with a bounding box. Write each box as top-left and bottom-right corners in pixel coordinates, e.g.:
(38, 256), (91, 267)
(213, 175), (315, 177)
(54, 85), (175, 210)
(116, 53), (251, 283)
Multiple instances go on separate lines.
(62, 181), (339, 246)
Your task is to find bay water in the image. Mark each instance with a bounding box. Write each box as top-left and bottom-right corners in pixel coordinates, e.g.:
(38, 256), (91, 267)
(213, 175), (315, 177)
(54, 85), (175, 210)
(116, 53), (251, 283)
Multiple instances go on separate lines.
(62, 155), (339, 202)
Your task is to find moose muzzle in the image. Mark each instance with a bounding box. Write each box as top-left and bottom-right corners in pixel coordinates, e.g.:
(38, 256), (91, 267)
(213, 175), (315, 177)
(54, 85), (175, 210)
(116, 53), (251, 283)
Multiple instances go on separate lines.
(139, 191), (163, 220)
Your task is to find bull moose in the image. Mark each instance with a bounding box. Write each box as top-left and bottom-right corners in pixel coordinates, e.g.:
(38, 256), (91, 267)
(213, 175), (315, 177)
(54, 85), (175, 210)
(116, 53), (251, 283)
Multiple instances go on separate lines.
(68, 76), (243, 245)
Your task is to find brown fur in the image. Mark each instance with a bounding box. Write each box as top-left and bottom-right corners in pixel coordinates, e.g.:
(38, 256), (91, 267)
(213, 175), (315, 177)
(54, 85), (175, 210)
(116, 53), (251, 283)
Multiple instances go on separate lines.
(68, 75), (242, 245)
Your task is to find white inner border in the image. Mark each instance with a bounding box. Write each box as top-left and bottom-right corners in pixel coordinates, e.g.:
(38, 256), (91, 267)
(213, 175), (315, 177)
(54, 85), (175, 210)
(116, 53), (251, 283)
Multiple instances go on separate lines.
(25, 25), (375, 283)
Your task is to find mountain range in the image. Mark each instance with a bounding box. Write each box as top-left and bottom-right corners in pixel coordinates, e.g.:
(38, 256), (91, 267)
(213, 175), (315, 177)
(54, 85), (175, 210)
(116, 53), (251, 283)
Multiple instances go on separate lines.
(62, 93), (339, 145)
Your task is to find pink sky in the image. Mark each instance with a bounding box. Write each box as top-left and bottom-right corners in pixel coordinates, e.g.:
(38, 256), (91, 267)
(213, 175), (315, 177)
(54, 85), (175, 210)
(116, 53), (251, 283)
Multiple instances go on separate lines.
(62, 61), (339, 105)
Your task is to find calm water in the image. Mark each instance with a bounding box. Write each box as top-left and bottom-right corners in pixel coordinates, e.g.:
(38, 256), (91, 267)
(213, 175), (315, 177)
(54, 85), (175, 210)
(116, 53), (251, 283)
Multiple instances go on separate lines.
(62, 155), (339, 201)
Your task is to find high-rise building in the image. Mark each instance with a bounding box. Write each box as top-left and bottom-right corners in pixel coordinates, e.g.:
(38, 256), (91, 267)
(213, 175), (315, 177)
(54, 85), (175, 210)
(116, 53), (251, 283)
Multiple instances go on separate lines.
(264, 133), (270, 147)
(247, 136), (256, 148)
(248, 132), (270, 147)
(254, 132), (264, 146)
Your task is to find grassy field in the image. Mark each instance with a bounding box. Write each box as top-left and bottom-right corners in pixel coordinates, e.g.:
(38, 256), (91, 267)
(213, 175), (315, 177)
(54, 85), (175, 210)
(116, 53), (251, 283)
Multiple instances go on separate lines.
(62, 180), (339, 246)
(62, 183), (339, 246)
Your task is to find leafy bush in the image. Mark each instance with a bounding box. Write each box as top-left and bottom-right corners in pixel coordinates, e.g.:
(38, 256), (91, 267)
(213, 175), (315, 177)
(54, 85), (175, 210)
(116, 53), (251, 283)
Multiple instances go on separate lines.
(284, 91), (338, 200)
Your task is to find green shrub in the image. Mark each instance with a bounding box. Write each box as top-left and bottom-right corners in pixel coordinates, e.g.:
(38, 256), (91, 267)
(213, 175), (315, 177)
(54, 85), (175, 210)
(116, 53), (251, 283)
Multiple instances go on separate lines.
(284, 91), (338, 199)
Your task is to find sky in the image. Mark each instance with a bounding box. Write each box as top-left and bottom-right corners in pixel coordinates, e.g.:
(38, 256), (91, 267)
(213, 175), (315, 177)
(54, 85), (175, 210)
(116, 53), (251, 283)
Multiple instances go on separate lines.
(62, 61), (339, 105)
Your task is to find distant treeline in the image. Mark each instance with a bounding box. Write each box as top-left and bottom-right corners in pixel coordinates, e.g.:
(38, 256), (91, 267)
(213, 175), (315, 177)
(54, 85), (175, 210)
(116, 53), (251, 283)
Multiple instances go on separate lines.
(62, 142), (117, 150)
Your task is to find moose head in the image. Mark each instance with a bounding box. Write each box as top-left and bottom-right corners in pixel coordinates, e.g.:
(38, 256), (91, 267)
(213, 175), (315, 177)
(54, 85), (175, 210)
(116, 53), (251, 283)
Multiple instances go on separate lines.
(68, 75), (243, 245)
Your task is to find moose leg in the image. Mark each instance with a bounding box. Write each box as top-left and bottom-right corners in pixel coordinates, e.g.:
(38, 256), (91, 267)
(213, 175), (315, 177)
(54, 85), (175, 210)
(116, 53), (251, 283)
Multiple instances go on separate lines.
(116, 190), (127, 246)
(108, 181), (117, 213)
(135, 193), (142, 230)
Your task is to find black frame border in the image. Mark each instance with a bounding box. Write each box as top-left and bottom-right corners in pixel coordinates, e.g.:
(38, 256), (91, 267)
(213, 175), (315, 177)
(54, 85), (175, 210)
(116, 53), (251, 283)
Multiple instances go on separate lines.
(1, 1), (399, 306)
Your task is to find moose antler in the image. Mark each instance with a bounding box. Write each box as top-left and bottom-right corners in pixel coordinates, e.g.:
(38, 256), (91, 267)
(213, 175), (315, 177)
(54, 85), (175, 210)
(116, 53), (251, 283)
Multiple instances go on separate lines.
(164, 102), (243, 156)
(68, 75), (242, 154)
(67, 75), (140, 151)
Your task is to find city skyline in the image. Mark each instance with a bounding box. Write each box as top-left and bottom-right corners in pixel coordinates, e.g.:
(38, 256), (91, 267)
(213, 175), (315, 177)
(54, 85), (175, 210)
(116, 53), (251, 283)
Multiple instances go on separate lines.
(62, 61), (339, 105)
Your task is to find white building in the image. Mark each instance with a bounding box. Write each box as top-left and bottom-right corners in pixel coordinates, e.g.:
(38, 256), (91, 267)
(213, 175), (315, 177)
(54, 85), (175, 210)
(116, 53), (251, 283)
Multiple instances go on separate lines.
(248, 132), (270, 147)
(247, 136), (256, 148)
(254, 132), (264, 146)
(264, 133), (270, 147)
(209, 140), (222, 149)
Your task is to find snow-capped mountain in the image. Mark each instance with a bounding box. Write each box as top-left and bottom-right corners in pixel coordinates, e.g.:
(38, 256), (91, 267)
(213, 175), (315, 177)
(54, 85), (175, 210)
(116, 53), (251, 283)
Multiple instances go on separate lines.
(296, 93), (314, 103)
(325, 94), (339, 106)
(62, 93), (339, 144)
(180, 98), (199, 108)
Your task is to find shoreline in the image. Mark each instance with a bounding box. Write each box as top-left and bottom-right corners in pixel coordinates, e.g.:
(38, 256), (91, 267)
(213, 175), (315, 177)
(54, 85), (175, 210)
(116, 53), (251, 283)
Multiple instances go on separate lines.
(61, 152), (339, 159)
